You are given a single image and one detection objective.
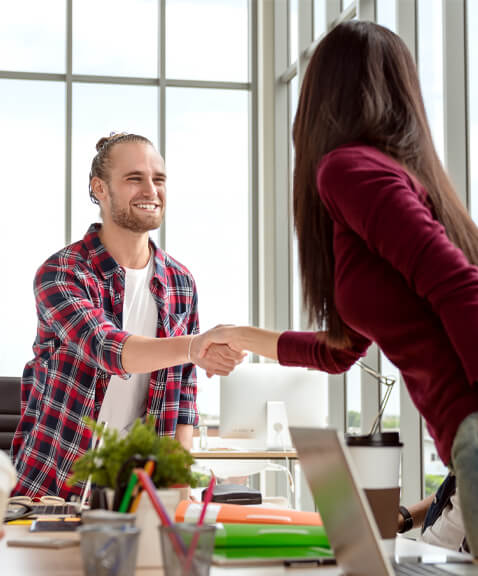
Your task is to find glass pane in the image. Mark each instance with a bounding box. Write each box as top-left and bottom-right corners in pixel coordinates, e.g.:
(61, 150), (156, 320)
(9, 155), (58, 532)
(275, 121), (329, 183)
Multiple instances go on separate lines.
(71, 84), (158, 242)
(376, 0), (396, 32)
(417, 0), (444, 162)
(346, 362), (361, 433)
(166, 88), (249, 421)
(73, 0), (158, 77)
(289, 0), (298, 64)
(166, 0), (248, 82)
(468, 0), (478, 224)
(314, 0), (326, 39)
(380, 352), (400, 431)
(0, 0), (65, 73)
(0, 80), (65, 375)
(423, 424), (448, 496)
(342, 0), (355, 11)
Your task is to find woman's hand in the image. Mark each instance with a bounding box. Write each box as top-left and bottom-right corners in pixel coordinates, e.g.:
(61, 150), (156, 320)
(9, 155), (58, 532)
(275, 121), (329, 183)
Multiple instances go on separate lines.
(191, 326), (246, 377)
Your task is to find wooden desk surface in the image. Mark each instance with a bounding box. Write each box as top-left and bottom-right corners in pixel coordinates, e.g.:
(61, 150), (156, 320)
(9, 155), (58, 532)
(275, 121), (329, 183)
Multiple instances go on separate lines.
(191, 450), (298, 460)
(1, 524), (339, 576)
(3, 525), (465, 576)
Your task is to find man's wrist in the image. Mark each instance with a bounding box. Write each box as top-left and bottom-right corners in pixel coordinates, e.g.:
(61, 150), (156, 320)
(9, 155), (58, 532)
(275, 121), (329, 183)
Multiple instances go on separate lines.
(187, 335), (195, 363)
(398, 505), (414, 533)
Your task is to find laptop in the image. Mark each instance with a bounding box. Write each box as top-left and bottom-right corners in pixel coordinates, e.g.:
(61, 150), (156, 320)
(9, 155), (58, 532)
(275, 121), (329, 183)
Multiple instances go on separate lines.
(289, 427), (478, 576)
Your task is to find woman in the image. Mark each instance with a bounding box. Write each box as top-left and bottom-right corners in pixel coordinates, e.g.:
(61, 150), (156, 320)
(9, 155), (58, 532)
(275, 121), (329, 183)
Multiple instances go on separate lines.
(191, 21), (478, 556)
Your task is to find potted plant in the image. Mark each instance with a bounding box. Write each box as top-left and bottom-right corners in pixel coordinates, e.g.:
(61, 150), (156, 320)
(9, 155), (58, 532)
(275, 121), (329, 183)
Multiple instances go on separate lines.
(68, 416), (197, 503)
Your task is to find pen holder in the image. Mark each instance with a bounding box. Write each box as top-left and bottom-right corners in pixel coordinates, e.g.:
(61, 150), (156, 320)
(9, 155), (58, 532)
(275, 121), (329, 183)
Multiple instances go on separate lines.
(78, 524), (140, 576)
(159, 523), (216, 576)
(135, 488), (181, 568)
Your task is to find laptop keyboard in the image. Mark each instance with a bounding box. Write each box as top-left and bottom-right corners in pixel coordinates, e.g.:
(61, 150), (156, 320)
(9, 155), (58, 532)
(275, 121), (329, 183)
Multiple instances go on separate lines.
(393, 561), (452, 575)
(31, 504), (79, 515)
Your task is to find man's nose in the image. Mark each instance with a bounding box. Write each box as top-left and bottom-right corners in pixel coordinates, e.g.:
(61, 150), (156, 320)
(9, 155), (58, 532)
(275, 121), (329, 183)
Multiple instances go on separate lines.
(142, 179), (158, 197)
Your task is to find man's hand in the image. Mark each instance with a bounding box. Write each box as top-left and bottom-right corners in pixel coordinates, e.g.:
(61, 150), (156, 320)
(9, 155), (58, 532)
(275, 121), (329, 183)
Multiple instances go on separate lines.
(192, 341), (245, 377)
(189, 326), (245, 377)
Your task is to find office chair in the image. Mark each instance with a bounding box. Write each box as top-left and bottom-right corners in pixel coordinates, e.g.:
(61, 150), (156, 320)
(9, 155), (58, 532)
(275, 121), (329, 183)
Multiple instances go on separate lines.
(0, 377), (21, 452)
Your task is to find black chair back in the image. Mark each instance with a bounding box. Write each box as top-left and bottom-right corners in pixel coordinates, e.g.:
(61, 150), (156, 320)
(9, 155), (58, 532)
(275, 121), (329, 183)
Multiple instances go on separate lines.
(0, 377), (21, 452)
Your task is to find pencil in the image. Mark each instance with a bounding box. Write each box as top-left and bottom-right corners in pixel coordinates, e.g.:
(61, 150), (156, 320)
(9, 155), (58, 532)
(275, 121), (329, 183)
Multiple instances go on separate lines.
(128, 459), (155, 513)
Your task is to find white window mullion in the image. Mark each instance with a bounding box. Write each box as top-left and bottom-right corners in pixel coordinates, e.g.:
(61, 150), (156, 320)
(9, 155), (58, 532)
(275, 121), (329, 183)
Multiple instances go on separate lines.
(443, 0), (468, 208)
(395, 0), (423, 506)
(358, 0), (376, 21)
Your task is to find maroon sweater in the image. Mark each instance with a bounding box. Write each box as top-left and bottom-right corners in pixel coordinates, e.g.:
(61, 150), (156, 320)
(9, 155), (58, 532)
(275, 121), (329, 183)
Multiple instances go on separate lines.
(278, 143), (478, 464)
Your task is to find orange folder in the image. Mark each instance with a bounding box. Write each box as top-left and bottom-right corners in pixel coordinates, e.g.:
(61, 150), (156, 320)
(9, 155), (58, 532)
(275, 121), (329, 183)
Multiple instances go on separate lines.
(175, 500), (322, 526)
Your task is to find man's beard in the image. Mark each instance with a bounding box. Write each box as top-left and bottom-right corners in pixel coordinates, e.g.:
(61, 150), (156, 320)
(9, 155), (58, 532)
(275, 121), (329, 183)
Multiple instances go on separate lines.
(108, 190), (163, 233)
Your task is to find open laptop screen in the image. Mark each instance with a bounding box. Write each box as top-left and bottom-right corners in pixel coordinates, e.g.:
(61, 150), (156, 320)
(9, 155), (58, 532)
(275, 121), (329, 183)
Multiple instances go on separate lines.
(289, 427), (394, 576)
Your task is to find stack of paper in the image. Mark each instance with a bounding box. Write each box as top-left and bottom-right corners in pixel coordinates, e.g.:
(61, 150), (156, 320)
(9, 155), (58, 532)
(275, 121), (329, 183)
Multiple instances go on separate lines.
(175, 501), (331, 565)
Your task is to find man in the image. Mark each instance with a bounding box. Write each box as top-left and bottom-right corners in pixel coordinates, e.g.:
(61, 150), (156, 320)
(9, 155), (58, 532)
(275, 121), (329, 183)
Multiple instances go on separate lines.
(398, 474), (468, 553)
(11, 132), (241, 499)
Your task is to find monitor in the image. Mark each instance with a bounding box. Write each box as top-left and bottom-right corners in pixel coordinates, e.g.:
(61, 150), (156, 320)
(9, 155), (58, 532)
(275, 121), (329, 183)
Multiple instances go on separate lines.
(220, 363), (327, 449)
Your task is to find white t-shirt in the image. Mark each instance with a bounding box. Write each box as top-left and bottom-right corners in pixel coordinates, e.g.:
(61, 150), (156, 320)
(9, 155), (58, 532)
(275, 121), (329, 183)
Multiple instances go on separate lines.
(420, 488), (466, 552)
(97, 254), (157, 436)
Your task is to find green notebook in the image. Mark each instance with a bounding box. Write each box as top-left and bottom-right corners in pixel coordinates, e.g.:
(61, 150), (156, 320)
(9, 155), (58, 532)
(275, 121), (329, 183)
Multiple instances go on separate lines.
(214, 522), (330, 549)
(213, 546), (334, 566)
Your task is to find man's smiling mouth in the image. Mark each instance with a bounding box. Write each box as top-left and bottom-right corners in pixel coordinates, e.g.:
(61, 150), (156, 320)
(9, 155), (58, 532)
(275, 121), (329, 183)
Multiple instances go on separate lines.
(132, 202), (161, 211)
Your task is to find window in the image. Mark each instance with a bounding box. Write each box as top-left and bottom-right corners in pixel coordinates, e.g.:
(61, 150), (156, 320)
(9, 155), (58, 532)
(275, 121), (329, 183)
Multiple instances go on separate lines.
(346, 363), (361, 433)
(166, 87), (250, 419)
(0, 0), (253, 425)
(0, 0), (66, 73)
(469, 0), (478, 224)
(417, 0), (444, 162)
(0, 80), (65, 375)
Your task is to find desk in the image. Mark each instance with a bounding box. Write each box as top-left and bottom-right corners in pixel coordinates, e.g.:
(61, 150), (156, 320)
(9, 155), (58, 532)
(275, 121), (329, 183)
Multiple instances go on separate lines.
(2, 525), (470, 576)
(192, 449), (300, 508)
(1, 524), (338, 576)
(191, 450), (298, 460)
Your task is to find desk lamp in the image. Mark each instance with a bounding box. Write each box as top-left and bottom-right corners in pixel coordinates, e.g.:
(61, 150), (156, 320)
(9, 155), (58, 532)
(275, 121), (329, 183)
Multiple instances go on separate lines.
(356, 360), (396, 435)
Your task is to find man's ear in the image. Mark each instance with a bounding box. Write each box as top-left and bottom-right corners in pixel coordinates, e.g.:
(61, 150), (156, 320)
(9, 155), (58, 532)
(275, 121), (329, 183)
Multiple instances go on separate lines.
(91, 177), (107, 203)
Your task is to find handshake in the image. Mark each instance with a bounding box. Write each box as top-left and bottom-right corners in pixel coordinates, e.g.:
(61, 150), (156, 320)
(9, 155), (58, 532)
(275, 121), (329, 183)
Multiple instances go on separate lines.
(188, 325), (246, 378)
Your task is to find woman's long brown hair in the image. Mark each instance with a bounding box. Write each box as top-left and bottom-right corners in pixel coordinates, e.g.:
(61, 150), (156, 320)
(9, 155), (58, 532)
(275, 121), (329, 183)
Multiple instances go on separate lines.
(293, 20), (478, 347)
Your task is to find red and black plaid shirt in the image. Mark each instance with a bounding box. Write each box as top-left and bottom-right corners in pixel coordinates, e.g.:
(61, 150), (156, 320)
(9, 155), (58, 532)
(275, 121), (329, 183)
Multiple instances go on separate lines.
(11, 224), (199, 499)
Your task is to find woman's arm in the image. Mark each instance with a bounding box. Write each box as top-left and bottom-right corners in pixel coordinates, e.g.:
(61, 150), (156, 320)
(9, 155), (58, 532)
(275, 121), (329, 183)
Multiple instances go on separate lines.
(192, 325), (370, 374)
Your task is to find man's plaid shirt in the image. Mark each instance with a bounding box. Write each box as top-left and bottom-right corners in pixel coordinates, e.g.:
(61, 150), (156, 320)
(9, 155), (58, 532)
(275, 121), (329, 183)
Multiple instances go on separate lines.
(11, 224), (199, 499)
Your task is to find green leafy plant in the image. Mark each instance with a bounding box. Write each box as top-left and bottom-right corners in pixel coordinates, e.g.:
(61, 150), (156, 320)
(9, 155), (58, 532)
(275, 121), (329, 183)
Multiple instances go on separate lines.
(67, 416), (197, 490)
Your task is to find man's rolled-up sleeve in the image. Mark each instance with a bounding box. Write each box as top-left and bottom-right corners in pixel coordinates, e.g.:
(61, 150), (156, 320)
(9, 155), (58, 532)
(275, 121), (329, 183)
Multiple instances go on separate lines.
(35, 263), (131, 377)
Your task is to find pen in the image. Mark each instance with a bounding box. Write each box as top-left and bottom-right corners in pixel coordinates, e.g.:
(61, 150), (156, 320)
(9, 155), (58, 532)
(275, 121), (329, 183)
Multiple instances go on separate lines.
(129, 459), (156, 513)
(119, 471), (139, 513)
